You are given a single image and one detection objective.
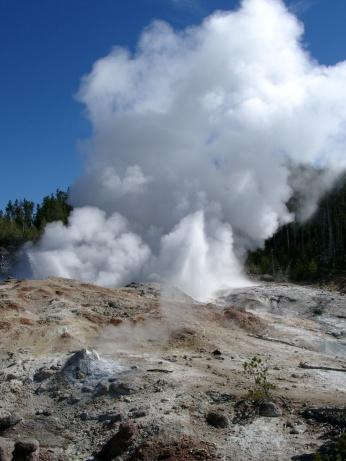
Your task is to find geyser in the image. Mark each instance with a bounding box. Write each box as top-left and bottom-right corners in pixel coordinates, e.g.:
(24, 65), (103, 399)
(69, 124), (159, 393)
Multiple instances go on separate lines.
(24, 0), (346, 299)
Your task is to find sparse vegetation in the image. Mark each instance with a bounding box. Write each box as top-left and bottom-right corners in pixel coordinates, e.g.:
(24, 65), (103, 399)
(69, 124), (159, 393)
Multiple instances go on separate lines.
(243, 355), (276, 403)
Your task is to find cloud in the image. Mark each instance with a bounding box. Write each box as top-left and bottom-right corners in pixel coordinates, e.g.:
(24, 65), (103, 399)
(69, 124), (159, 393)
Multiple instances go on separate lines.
(23, 0), (346, 299)
(288, 0), (318, 16)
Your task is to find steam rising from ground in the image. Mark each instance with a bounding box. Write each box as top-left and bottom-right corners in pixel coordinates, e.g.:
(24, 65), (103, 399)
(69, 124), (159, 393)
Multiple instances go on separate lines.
(25, 0), (346, 299)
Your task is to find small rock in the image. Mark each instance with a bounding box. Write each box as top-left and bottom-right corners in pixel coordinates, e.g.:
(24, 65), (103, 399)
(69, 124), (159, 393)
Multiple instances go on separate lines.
(33, 367), (55, 383)
(13, 439), (39, 461)
(109, 382), (133, 397)
(108, 301), (118, 309)
(258, 402), (282, 418)
(94, 381), (109, 397)
(67, 395), (80, 405)
(95, 422), (135, 460)
(290, 427), (299, 435)
(212, 350), (222, 356)
(97, 413), (122, 423)
(206, 411), (228, 428)
(206, 391), (235, 404)
(34, 381), (51, 395)
(81, 386), (93, 393)
(49, 364), (61, 371)
(9, 380), (23, 394)
(35, 410), (51, 417)
(130, 410), (146, 419)
(0, 414), (22, 432)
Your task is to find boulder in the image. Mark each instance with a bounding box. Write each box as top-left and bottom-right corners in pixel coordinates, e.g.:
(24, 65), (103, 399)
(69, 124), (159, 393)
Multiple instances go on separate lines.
(13, 439), (39, 461)
(33, 367), (55, 383)
(61, 349), (123, 385)
(258, 402), (282, 417)
(0, 414), (22, 432)
(95, 423), (135, 460)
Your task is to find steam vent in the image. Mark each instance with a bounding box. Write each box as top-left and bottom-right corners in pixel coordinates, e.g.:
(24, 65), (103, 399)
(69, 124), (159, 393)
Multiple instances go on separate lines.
(1, 0), (346, 459)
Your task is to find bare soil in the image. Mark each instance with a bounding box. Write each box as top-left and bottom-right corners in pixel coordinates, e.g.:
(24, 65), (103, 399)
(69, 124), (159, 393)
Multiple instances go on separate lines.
(0, 277), (345, 460)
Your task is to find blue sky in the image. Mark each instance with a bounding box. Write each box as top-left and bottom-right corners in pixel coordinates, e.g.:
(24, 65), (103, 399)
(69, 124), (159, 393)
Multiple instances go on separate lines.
(1, 0), (346, 209)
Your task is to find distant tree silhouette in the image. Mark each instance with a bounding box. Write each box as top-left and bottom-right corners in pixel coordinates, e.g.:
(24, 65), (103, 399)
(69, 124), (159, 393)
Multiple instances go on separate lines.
(0, 189), (72, 254)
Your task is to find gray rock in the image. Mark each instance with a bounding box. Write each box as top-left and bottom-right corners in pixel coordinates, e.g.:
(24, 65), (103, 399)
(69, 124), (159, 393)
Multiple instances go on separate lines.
(62, 349), (101, 381)
(258, 402), (282, 417)
(13, 439), (39, 461)
(0, 414), (22, 431)
(130, 410), (146, 419)
(108, 301), (118, 309)
(67, 395), (80, 405)
(61, 349), (124, 385)
(109, 382), (134, 397)
(97, 412), (122, 423)
(81, 386), (93, 393)
(289, 427), (300, 435)
(33, 367), (55, 382)
(95, 423), (135, 460)
(94, 381), (109, 397)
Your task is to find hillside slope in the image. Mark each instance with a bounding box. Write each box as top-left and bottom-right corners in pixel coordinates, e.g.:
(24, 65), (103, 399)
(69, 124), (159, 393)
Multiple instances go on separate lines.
(0, 278), (345, 460)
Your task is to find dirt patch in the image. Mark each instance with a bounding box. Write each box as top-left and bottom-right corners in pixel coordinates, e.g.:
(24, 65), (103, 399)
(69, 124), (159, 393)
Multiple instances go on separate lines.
(130, 435), (216, 461)
(223, 306), (266, 334)
(82, 312), (107, 325)
(20, 318), (36, 326)
(169, 327), (198, 347)
(0, 301), (22, 311)
(109, 318), (123, 326)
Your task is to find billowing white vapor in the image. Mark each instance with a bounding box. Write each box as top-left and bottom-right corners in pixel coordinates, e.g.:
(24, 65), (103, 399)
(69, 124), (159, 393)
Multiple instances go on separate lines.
(25, 0), (346, 299)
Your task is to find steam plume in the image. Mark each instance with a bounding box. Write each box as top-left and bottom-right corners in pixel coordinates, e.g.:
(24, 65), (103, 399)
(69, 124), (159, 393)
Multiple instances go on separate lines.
(25, 0), (346, 299)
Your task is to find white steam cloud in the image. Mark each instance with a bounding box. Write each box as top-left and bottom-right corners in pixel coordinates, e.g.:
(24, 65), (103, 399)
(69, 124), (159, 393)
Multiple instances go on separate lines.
(25, 0), (346, 299)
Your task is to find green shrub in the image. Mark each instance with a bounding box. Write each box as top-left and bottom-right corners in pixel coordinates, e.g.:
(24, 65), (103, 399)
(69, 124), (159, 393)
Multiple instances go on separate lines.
(243, 355), (276, 403)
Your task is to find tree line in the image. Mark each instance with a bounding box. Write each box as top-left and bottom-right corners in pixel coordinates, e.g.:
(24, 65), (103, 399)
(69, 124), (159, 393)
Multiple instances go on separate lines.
(0, 190), (72, 252)
(247, 174), (346, 281)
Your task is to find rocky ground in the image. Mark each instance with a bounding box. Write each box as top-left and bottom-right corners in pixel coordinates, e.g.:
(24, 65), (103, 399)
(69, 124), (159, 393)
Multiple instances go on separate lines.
(0, 277), (345, 460)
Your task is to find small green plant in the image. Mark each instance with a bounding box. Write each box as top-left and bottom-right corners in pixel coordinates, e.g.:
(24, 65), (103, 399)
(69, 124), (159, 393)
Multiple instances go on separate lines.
(243, 355), (276, 403)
